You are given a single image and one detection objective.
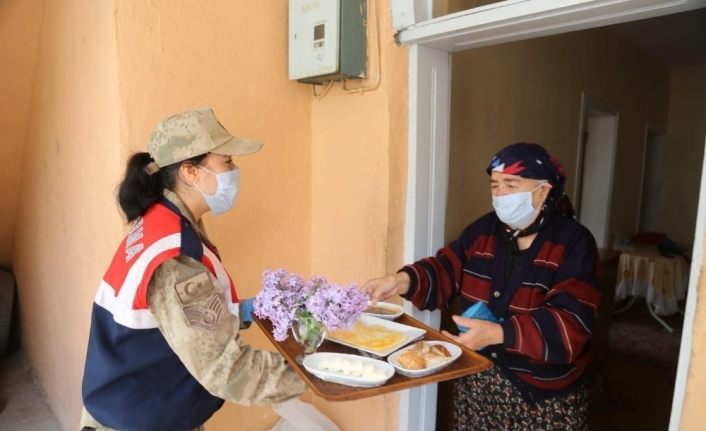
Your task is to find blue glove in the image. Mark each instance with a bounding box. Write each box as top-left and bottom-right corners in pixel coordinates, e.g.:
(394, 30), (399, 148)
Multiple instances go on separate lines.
(240, 298), (255, 329)
(457, 302), (502, 333)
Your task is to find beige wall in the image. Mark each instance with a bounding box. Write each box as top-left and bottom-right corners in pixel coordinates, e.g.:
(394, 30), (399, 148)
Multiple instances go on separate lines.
(9, 0), (706, 429)
(11, 0), (406, 429)
(115, 1), (314, 429)
(445, 27), (670, 243)
(0, 0), (43, 268)
(658, 65), (706, 246)
(307, 0), (407, 425)
(13, 0), (124, 428)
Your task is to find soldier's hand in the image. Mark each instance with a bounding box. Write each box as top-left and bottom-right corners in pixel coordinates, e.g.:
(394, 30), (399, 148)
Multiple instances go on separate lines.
(239, 298), (255, 329)
(361, 272), (411, 304)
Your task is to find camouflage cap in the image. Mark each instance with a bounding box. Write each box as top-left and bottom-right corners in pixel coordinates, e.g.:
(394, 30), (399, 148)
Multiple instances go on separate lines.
(147, 107), (263, 167)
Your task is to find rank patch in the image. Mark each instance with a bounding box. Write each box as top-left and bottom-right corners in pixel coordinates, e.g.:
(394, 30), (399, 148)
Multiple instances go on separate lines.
(182, 293), (225, 331)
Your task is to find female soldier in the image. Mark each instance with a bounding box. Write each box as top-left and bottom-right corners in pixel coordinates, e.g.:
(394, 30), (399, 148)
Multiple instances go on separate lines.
(80, 108), (305, 430)
(364, 143), (601, 430)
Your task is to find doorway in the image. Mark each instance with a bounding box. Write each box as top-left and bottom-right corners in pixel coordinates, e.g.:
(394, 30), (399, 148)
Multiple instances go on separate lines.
(395, 1), (706, 431)
(639, 126), (667, 232)
(575, 95), (619, 249)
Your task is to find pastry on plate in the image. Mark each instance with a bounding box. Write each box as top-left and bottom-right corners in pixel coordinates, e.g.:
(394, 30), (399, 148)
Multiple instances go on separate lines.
(397, 350), (426, 370)
(430, 344), (451, 357)
(396, 341), (454, 370)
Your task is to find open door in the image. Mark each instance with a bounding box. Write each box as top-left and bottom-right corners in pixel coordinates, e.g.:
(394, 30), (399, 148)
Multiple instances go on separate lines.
(575, 94), (619, 249)
(638, 126), (667, 232)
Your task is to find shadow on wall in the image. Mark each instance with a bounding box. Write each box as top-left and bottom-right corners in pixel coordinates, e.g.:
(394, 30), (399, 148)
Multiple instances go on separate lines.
(0, 269), (20, 358)
(0, 268), (22, 418)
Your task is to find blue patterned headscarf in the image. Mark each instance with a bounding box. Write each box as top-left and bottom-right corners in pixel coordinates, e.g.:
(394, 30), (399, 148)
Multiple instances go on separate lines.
(487, 142), (574, 219)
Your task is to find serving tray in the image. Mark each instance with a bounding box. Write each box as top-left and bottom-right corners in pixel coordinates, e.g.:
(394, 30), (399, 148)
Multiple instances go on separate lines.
(254, 313), (493, 401)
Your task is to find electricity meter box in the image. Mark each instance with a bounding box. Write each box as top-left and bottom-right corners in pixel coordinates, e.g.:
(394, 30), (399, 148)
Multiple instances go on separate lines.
(289, 0), (367, 84)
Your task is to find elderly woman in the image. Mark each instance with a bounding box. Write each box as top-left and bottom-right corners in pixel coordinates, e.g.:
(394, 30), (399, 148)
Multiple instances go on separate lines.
(364, 143), (601, 430)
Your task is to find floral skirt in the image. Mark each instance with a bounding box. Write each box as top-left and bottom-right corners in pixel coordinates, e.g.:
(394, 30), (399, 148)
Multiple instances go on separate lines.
(453, 366), (588, 431)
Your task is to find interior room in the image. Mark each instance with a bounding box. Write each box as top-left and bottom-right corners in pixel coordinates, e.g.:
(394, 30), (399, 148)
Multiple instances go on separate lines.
(435, 7), (706, 430)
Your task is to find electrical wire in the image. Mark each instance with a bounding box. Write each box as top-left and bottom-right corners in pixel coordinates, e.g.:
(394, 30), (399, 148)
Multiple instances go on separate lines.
(312, 80), (335, 99)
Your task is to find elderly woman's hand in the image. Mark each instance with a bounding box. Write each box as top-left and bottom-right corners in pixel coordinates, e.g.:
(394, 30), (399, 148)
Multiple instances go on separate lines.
(361, 272), (411, 304)
(441, 316), (504, 351)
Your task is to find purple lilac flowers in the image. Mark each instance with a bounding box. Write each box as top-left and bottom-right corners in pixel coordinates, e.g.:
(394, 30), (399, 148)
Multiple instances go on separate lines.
(253, 269), (369, 342)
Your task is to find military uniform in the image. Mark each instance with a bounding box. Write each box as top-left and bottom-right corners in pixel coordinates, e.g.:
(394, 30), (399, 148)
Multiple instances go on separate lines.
(81, 190), (305, 430)
(81, 108), (304, 430)
(151, 190), (304, 405)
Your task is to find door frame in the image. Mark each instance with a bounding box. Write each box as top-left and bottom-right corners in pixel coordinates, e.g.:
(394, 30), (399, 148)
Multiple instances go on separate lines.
(574, 93), (620, 248)
(670, 137), (706, 429)
(399, 43), (450, 431)
(636, 123), (668, 232)
(394, 0), (706, 430)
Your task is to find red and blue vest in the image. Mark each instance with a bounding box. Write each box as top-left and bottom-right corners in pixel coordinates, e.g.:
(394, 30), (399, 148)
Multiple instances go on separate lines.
(82, 199), (239, 430)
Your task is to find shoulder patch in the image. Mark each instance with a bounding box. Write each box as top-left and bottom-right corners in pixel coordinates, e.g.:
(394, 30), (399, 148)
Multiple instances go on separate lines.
(174, 272), (224, 330)
(174, 271), (214, 305)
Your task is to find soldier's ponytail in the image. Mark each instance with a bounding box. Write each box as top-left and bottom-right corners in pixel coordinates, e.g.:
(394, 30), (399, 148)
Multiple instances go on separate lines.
(117, 152), (207, 222)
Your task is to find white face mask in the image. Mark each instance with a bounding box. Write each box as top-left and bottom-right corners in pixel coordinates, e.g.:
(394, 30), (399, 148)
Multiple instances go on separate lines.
(194, 166), (240, 215)
(492, 184), (544, 230)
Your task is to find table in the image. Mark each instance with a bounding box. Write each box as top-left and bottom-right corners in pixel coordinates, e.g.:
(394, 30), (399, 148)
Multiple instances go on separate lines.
(614, 245), (688, 332)
(254, 314), (492, 401)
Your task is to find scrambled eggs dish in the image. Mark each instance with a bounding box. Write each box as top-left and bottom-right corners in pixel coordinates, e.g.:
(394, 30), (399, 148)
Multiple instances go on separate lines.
(328, 322), (406, 352)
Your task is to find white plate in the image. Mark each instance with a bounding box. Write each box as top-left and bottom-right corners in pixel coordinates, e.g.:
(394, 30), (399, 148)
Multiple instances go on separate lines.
(302, 352), (395, 387)
(387, 341), (462, 377)
(363, 301), (404, 320)
(326, 314), (426, 357)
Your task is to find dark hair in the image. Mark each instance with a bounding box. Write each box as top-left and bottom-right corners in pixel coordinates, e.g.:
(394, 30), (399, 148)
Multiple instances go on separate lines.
(117, 152), (208, 222)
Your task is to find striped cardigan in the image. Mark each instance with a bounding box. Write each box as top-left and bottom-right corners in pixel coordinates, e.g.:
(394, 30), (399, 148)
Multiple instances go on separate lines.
(401, 211), (602, 400)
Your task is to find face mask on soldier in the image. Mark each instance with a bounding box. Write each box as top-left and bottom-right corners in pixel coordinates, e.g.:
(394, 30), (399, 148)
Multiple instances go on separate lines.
(193, 166), (240, 215)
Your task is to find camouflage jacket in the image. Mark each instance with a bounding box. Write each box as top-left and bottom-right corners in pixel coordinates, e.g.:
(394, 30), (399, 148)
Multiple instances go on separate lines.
(81, 190), (304, 430)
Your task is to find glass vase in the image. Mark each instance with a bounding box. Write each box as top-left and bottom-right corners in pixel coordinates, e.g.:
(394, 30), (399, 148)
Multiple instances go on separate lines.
(291, 312), (326, 355)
